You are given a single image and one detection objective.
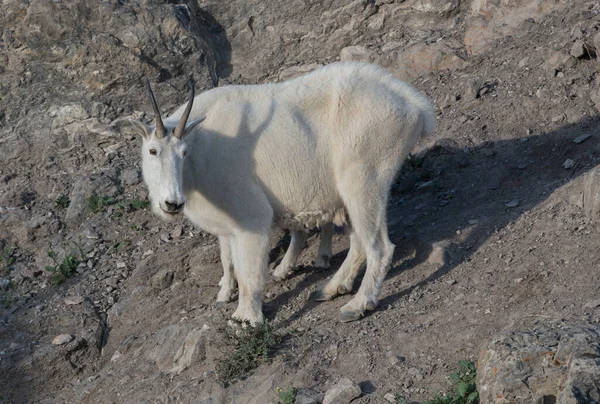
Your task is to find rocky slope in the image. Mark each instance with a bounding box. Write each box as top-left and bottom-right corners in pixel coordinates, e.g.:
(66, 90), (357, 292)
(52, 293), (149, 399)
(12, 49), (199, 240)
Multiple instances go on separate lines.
(1, 0), (600, 402)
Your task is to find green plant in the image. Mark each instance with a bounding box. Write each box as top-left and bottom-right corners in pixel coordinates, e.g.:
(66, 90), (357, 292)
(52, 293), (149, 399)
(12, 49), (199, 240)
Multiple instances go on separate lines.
(88, 194), (117, 213)
(276, 386), (297, 404)
(0, 248), (16, 271)
(216, 320), (278, 387)
(423, 360), (478, 404)
(54, 194), (70, 209)
(45, 247), (84, 285)
(89, 194), (150, 216)
(114, 240), (131, 250)
(394, 393), (408, 404)
(1, 290), (15, 308)
(112, 198), (151, 217)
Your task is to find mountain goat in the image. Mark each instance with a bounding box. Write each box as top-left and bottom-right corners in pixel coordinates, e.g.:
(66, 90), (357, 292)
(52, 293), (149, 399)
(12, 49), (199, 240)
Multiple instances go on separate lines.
(130, 62), (435, 324)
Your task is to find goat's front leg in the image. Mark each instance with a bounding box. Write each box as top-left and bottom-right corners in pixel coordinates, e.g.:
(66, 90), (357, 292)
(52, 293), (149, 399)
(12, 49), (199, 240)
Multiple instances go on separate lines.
(216, 236), (237, 307)
(230, 230), (270, 324)
(272, 230), (309, 281)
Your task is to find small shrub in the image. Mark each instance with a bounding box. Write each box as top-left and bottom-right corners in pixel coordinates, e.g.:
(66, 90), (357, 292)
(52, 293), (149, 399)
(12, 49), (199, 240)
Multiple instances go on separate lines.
(394, 393), (408, 404)
(1, 290), (16, 308)
(88, 194), (117, 213)
(54, 194), (70, 209)
(423, 360), (479, 404)
(46, 247), (84, 285)
(276, 386), (297, 404)
(112, 198), (151, 217)
(128, 198), (151, 210)
(216, 320), (278, 387)
(89, 195), (150, 217)
(0, 248), (16, 271)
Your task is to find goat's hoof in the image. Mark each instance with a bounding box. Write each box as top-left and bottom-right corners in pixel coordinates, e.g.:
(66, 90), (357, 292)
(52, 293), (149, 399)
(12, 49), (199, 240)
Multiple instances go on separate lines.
(314, 255), (331, 269)
(337, 284), (351, 295)
(339, 307), (364, 323)
(272, 265), (292, 282)
(314, 289), (336, 301)
(272, 272), (288, 282)
(365, 299), (378, 311)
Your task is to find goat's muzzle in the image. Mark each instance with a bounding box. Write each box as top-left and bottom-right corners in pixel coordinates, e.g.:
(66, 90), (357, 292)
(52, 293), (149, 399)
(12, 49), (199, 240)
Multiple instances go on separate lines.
(162, 200), (185, 215)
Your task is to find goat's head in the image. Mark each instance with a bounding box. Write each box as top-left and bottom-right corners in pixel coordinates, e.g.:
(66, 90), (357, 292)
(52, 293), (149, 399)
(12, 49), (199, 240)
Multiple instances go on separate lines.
(129, 79), (204, 220)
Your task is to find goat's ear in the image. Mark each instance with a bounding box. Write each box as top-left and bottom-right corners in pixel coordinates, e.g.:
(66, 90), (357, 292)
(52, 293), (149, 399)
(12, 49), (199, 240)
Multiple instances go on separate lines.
(126, 120), (152, 139)
(183, 117), (205, 137)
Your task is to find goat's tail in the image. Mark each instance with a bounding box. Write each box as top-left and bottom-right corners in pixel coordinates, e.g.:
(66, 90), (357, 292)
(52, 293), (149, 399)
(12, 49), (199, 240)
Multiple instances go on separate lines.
(416, 94), (437, 139)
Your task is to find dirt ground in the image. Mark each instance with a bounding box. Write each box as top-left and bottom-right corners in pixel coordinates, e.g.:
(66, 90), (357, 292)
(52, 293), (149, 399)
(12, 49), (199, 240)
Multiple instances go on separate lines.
(2, 1), (600, 403)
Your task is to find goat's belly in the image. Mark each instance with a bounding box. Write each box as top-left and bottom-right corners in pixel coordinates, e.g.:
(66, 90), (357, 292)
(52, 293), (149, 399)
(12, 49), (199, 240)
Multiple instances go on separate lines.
(275, 208), (347, 231)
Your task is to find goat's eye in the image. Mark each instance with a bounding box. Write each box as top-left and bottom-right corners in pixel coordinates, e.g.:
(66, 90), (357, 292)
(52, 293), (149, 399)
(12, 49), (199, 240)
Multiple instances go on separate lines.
(149, 148), (157, 155)
(182, 150), (187, 157)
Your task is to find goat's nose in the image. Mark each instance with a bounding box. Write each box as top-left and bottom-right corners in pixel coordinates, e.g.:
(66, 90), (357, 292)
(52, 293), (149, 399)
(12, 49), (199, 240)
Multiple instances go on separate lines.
(165, 200), (184, 211)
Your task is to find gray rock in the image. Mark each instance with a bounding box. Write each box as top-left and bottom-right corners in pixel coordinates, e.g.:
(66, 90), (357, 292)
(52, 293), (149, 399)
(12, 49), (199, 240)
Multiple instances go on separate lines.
(296, 388), (324, 404)
(0, 277), (10, 290)
(52, 334), (74, 345)
(120, 167), (140, 186)
(151, 269), (174, 290)
(591, 88), (600, 108)
(64, 296), (84, 305)
(278, 63), (322, 81)
(505, 199), (520, 208)
(427, 242), (449, 266)
(545, 51), (576, 72)
(583, 299), (600, 310)
(383, 393), (397, 403)
(66, 176), (95, 225)
(583, 169), (600, 221)
(386, 350), (406, 367)
(594, 32), (600, 56)
(477, 325), (600, 404)
(339, 45), (373, 63)
(574, 134), (591, 144)
(411, 0), (460, 14)
(171, 225), (184, 240)
(570, 39), (586, 58)
(48, 104), (90, 129)
(323, 377), (361, 404)
(563, 159), (576, 169)
(463, 78), (483, 102)
(146, 323), (211, 373)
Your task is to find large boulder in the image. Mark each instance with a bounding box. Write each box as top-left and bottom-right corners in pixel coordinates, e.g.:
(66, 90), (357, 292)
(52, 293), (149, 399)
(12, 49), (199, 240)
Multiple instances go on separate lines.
(477, 325), (600, 403)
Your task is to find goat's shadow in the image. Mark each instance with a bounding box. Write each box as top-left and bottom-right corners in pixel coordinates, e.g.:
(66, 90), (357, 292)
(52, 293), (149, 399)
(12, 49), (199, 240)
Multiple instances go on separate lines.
(265, 116), (600, 325)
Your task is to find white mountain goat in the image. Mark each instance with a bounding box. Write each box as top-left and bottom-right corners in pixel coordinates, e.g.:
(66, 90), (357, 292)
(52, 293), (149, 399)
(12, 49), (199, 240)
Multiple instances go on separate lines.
(129, 62), (435, 324)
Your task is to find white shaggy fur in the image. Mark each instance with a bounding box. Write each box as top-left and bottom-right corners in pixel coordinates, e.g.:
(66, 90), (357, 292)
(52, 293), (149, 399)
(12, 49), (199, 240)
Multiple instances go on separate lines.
(131, 62), (435, 324)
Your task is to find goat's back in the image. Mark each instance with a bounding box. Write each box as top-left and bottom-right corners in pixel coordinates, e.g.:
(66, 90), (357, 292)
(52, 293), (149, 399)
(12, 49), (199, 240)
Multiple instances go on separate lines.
(172, 62), (435, 228)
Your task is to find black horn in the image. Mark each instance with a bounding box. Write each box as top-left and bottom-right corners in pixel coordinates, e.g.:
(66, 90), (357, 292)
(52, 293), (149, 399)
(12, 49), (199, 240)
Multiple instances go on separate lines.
(146, 79), (166, 139)
(173, 78), (196, 139)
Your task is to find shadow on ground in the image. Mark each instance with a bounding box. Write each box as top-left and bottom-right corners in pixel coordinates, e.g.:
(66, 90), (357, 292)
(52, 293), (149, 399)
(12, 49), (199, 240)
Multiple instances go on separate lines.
(268, 116), (600, 325)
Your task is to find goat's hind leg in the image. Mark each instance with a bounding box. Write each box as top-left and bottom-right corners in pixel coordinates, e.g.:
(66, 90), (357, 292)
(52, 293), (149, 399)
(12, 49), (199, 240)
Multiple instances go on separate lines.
(216, 236), (237, 307)
(336, 171), (395, 322)
(315, 227), (365, 301)
(272, 230), (309, 281)
(314, 222), (334, 269)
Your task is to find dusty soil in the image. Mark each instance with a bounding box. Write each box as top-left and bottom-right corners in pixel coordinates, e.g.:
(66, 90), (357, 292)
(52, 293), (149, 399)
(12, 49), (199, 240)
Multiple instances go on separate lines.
(2, 0), (600, 403)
